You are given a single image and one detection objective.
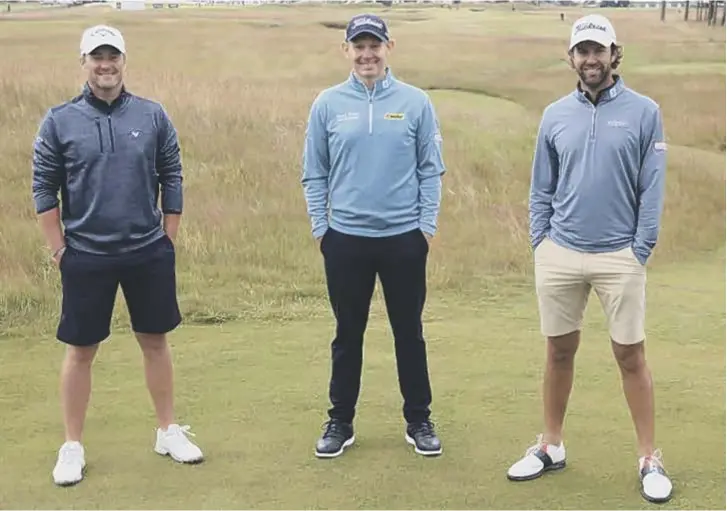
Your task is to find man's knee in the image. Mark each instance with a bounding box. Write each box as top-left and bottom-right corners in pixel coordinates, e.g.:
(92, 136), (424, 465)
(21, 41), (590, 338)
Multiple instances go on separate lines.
(612, 341), (646, 373)
(547, 330), (580, 366)
(136, 332), (169, 354)
(65, 344), (99, 365)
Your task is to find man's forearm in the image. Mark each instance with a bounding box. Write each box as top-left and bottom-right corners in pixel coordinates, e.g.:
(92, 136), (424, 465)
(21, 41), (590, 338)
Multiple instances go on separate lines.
(529, 200), (554, 249)
(418, 174), (442, 236)
(163, 213), (182, 242)
(302, 178), (329, 239)
(38, 207), (65, 253)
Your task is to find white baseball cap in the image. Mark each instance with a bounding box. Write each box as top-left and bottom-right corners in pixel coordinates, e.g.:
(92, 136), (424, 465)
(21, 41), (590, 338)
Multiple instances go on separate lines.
(569, 14), (617, 50)
(80, 25), (126, 55)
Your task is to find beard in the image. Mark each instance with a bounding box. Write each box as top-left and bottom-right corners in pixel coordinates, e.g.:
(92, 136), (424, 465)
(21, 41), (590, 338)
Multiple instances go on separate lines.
(577, 63), (611, 90)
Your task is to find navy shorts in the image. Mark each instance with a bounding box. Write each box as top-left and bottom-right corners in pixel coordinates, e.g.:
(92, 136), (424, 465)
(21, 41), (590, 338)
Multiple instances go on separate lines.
(57, 235), (182, 346)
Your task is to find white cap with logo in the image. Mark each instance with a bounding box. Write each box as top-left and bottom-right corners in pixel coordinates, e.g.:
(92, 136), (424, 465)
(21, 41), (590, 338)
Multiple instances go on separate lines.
(569, 14), (617, 50)
(80, 25), (126, 55)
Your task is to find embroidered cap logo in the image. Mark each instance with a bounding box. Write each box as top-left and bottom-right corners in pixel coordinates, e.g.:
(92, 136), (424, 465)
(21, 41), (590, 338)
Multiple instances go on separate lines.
(92, 28), (117, 39)
(352, 16), (384, 29)
(574, 22), (608, 34)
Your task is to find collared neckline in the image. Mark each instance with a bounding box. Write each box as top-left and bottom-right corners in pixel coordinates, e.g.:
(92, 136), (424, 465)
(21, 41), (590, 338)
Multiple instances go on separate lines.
(575, 74), (624, 105)
(348, 67), (395, 95)
(82, 82), (129, 113)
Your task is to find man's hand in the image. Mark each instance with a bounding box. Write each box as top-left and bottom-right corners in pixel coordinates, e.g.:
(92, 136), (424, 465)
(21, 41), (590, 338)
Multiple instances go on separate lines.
(315, 229), (328, 249)
(163, 214), (181, 244)
(51, 245), (66, 267)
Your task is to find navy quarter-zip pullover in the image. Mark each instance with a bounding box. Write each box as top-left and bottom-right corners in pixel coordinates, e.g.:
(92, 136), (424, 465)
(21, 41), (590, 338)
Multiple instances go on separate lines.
(32, 84), (183, 255)
(529, 76), (667, 265)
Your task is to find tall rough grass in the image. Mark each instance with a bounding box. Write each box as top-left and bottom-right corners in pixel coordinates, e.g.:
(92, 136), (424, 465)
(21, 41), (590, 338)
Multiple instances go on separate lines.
(0, 5), (724, 335)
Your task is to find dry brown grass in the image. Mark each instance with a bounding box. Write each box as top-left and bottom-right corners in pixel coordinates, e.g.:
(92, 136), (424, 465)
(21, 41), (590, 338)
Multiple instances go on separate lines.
(0, 5), (724, 335)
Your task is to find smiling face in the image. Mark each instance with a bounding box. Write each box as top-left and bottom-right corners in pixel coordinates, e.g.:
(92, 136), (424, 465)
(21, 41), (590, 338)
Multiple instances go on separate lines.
(81, 45), (125, 93)
(569, 40), (616, 93)
(343, 33), (394, 82)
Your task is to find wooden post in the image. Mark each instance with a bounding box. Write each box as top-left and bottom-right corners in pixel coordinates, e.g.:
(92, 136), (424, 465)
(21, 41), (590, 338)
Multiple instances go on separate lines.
(684, 0), (690, 20)
(715, 0), (721, 24)
(722, 1), (726, 25)
(712, 0), (718, 24)
(660, 0), (666, 20)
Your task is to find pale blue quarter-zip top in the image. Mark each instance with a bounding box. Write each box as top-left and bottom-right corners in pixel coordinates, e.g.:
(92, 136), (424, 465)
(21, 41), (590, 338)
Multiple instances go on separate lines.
(302, 68), (446, 239)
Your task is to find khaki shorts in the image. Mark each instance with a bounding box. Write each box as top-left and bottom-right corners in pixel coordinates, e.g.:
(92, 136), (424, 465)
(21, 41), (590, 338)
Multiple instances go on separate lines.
(534, 237), (647, 345)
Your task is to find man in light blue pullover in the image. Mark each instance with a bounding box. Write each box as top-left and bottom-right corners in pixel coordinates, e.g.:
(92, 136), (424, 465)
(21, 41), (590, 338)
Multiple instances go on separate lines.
(506, 15), (673, 504)
(302, 13), (446, 459)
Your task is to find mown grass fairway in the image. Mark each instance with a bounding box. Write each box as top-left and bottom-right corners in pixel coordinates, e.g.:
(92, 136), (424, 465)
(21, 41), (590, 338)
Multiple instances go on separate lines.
(0, 3), (724, 509)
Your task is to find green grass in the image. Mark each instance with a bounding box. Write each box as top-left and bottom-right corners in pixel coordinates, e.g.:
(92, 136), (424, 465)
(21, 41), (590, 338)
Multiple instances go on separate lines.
(0, 5), (724, 509)
(1, 250), (724, 510)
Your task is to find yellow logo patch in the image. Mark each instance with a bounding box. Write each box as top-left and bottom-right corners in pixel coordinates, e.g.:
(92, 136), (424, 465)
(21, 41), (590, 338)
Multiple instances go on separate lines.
(384, 112), (405, 120)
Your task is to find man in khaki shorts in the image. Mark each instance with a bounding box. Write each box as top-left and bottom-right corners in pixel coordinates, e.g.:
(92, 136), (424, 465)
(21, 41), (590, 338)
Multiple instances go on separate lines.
(505, 14), (673, 504)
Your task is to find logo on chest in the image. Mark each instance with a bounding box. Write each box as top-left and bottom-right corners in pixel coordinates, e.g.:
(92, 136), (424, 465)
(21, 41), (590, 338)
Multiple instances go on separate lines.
(335, 112), (360, 123)
(607, 120), (629, 128)
(384, 112), (405, 120)
(129, 129), (143, 139)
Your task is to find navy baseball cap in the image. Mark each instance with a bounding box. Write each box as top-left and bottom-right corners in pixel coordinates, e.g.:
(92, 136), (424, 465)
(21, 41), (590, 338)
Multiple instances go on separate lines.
(345, 14), (390, 42)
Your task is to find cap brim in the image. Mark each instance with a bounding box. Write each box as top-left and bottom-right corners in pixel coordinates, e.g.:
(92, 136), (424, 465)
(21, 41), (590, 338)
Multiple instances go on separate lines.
(569, 32), (615, 50)
(347, 28), (387, 42)
(81, 43), (125, 55)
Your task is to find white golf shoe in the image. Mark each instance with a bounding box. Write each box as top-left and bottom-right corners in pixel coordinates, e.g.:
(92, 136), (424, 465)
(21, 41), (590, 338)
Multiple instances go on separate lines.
(154, 424), (204, 464)
(52, 441), (86, 486)
(507, 434), (566, 481)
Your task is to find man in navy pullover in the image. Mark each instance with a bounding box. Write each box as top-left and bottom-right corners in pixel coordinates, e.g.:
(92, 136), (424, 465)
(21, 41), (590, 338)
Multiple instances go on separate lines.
(302, 14), (446, 458)
(32, 25), (203, 487)
(505, 15), (673, 504)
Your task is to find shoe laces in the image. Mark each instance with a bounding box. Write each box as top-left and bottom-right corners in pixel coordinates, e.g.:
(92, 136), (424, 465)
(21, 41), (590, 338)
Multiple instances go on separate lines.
(164, 424), (196, 443)
(58, 442), (83, 464)
(321, 420), (349, 440)
(410, 420), (436, 438)
(641, 448), (665, 473)
(525, 434), (548, 456)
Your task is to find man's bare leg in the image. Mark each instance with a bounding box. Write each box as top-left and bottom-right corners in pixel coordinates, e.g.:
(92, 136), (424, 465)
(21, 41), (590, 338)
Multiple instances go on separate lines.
(506, 330), (578, 481)
(53, 344), (98, 486)
(61, 344), (99, 441)
(611, 341), (654, 457)
(137, 332), (204, 464)
(542, 330), (580, 445)
(136, 332), (174, 429)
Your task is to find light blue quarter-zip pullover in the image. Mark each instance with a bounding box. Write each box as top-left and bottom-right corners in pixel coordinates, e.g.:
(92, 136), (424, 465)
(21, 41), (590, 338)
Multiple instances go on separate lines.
(529, 76), (667, 265)
(302, 68), (446, 239)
